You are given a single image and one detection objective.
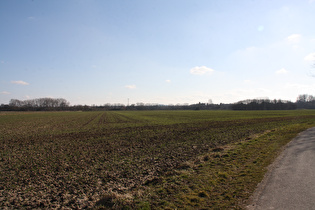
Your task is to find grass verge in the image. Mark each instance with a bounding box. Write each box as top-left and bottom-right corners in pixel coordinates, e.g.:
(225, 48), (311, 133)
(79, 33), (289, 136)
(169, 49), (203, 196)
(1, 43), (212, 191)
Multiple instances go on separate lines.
(135, 123), (315, 209)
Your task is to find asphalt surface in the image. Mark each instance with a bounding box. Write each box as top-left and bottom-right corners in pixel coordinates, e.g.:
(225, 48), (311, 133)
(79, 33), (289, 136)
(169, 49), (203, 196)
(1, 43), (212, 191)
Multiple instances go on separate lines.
(247, 127), (315, 210)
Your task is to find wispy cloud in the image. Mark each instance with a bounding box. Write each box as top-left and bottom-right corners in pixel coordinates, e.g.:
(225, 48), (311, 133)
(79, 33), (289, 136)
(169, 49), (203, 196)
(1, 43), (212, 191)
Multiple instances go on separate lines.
(1, 91), (10, 95)
(244, 79), (254, 84)
(190, 66), (214, 75)
(287, 34), (301, 43)
(125, 85), (136, 89)
(275, 68), (288, 75)
(11, 80), (29, 85)
(257, 25), (264, 32)
(304, 53), (315, 61)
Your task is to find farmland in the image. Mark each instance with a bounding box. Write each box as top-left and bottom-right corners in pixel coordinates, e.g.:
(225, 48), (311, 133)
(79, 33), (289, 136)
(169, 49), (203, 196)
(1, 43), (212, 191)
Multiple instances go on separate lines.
(1, 110), (315, 209)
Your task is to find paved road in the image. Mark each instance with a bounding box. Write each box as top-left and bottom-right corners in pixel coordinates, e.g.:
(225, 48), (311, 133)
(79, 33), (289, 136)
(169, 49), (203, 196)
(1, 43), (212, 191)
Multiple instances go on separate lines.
(247, 127), (315, 210)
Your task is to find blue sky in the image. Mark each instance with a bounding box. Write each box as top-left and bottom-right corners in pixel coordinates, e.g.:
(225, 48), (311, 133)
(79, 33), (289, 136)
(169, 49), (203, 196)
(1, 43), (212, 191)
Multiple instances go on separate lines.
(1, 0), (315, 105)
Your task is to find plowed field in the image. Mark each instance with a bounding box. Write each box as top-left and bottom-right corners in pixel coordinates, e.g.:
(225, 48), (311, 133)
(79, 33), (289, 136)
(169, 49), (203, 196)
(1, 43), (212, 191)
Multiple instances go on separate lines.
(1, 110), (315, 209)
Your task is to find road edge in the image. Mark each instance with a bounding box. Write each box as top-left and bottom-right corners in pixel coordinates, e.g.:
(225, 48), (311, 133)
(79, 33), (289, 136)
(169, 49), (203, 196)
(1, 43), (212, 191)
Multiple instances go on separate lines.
(245, 127), (314, 210)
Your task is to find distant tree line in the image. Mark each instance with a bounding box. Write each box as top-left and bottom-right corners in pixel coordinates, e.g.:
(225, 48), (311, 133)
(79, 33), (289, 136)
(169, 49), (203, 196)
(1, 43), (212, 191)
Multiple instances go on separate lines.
(296, 94), (315, 109)
(231, 94), (315, 110)
(0, 98), (70, 111)
(231, 99), (296, 110)
(1, 94), (315, 111)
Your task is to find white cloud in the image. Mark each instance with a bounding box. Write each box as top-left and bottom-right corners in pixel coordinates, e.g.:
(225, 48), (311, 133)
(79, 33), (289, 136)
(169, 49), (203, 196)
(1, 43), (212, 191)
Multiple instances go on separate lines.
(11, 80), (29, 85)
(304, 53), (315, 61)
(190, 66), (214, 75)
(125, 85), (136, 89)
(245, 46), (257, 51)
(244, 79), (254, 84)
(1, 91), (10, 95)
(257, 25), (264, 32)
(165, 79), (171, 83)
(275, 68), (288, 75)
(287, 34), (301, 43)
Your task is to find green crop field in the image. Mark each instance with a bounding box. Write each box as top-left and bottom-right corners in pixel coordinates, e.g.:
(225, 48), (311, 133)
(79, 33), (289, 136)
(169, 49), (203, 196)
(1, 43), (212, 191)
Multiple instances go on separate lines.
(1, 110), (315, 209)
